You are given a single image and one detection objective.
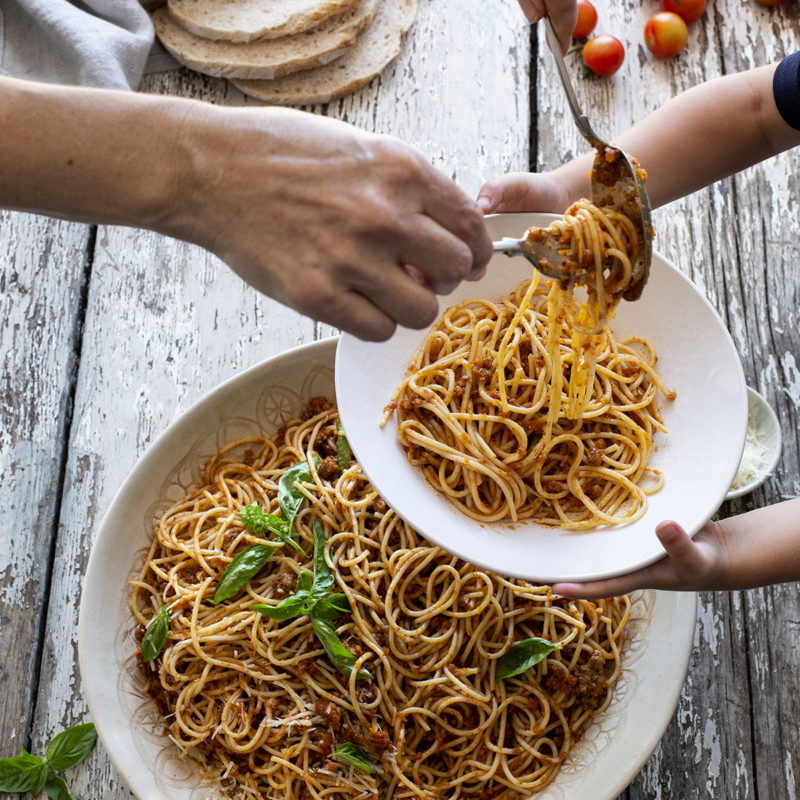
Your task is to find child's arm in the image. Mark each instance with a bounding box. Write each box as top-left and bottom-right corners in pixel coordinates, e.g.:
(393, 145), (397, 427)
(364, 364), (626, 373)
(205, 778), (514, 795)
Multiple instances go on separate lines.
(478, 59), (800, 213)
(550, 499), (800, 597)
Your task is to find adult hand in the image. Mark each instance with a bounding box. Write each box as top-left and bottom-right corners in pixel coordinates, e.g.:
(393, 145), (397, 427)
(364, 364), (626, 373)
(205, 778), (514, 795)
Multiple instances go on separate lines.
(516, 0), (578, 54)
(166, 106), (492, 342)
(0, 77), (492, 343)
(551, 520), (728, 598)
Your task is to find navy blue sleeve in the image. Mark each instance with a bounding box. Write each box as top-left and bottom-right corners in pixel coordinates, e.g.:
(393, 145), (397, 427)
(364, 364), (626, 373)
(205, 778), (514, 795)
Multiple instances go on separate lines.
(773, 51), (800, 130)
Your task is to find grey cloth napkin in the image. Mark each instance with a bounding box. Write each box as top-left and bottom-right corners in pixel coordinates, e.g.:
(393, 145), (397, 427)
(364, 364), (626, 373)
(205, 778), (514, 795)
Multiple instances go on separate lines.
(0, 0), (161, 89)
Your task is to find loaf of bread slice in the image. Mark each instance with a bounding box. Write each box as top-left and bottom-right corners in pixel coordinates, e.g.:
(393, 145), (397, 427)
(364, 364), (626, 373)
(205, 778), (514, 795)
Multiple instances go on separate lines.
(232, 0), (417, 106)
(152, 0), (376, 80)
(166, 0), (362, 42)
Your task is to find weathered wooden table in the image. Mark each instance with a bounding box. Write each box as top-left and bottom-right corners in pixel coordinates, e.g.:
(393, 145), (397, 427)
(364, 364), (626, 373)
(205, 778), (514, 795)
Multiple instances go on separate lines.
(2, 1), (799, 797)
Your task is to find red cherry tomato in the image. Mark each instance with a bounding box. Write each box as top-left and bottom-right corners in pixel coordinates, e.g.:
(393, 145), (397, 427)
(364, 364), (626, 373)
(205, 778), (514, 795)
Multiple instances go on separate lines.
(644, 12), (689, 58)
(660, 0), (706, 23)
(572, 0), (598, 39)
(582, 34), (625, 76)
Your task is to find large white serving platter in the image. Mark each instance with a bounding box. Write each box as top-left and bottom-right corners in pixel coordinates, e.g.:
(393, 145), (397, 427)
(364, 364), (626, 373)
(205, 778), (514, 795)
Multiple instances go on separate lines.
(79, 336), (697, 800)
(337, 212), (747, 582)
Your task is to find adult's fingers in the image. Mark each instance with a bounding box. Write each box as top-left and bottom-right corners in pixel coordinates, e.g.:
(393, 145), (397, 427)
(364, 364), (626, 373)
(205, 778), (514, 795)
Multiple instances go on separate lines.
(344, 258), (441, 331)
(407, 161), (492, 278)
(310, 285), (399, 342)
(389, 214), (478, 294)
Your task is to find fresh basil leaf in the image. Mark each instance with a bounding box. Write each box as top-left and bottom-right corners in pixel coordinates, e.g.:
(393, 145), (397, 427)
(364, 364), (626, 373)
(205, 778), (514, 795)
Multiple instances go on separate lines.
(333, 742), (375, 774)
(212, 543), (277, 604)
(141, 604), (171, 662)
(311, 618), (371, 682)
(0, 751), (47, 793)
(45, 723), (97, 772)
(310, 520), (334, 598)
(278, 457), (320, 531)
(251, 595), (307, 621)
(297, 570), (313, 594)
(240, 503), (285, 537)
(496, 637), (559, 680)
(336, 419), (352, 473)
(311, 593), (351, 625)
(44, 767), (77, 800)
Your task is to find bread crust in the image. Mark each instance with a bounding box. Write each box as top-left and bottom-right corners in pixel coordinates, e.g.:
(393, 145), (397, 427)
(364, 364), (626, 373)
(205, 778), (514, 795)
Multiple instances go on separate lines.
(232, 0), (418, 105)
(166, 0), (363, 43)
(153, 1), (376, 80)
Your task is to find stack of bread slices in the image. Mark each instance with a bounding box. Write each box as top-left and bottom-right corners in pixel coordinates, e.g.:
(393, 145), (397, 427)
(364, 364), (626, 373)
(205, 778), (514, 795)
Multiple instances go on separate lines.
(149, 0), (418, 105)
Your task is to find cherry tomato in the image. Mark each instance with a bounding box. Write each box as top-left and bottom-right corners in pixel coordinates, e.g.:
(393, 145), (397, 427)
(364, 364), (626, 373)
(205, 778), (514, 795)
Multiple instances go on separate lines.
(572, 0), (598, 39)
(660, 0), (706, 23)
(582, 34), (625, 76)
(644, 12), (689, 58)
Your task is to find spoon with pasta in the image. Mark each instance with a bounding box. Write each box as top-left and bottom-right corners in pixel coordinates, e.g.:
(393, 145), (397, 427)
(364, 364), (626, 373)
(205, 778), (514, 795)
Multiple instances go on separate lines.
(493, 17), (653, 299)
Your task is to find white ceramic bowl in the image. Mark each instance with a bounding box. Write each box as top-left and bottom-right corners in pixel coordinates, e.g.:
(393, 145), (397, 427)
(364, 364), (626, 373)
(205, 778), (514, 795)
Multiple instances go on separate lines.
(336, 212), (748, 583)
(78, 337), (697, 800)
(725, 387), (782, 500)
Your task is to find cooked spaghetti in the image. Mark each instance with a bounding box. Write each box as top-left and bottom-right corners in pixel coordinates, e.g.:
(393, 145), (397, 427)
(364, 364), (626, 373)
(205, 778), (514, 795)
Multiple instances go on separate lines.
(131, 398), (632, 799)
(388, 199), (674, 529)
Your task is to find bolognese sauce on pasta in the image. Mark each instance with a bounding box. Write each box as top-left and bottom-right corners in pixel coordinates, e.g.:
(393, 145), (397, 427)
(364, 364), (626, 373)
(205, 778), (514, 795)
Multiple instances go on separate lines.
(387, 198), (675, 529)
(131, 399), (632, 799)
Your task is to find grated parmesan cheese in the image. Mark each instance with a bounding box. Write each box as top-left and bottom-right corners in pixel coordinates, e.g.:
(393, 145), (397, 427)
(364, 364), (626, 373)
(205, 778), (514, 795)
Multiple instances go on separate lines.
(731, 418), (766, 489)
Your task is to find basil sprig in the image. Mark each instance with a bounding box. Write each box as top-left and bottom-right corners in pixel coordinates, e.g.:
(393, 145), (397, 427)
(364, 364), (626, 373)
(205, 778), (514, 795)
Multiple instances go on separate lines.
(0, 722), (96, 799)
(333, 742), (375, 774)
(212, 543), (277, 605)
(335, 419), (352, 473)
(252, 521), (370, 681)
(496, 637), (559, 680)
(141, 604), (171, 662)
(212, 456), (320, 604)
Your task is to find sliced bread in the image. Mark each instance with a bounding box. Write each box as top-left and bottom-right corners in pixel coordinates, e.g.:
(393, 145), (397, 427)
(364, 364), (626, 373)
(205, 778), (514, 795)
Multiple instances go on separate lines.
(232, 0), (418, 106)
(152, 0), (376, 80)
(166, 0), (362, 43)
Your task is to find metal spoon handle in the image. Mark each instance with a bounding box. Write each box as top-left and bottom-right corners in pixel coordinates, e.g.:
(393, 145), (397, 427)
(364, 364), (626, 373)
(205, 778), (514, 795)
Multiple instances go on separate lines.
(543, 17), (605, 150)
(492, 237), (524, 253)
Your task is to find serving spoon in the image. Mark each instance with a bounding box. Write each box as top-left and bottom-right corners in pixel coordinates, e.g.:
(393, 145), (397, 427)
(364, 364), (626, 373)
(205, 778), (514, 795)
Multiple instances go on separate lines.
(493, 17), (653, 299)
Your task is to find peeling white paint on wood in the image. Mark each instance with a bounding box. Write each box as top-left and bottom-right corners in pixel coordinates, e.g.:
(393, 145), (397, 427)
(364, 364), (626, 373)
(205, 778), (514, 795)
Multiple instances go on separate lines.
(0, 209), (90, 760)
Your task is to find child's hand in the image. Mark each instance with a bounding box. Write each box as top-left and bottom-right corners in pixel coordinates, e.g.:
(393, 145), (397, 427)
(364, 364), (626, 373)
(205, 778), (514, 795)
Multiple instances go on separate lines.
(551, 520), (728, 597)
(476, 171), (574, 215)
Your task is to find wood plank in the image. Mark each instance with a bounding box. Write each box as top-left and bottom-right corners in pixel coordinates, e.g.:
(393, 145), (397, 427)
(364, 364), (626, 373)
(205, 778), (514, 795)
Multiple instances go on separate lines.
(0, 212), (90, 764)
(27, 2), (530, 796)
(534, 2), (800, 798)
(723, 11), (800, 797)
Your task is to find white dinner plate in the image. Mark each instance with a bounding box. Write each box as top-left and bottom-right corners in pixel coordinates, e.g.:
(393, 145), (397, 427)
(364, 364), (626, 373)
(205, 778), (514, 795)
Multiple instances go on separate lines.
(336, 212), (748, 583)
(79, 337), (697, 800)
